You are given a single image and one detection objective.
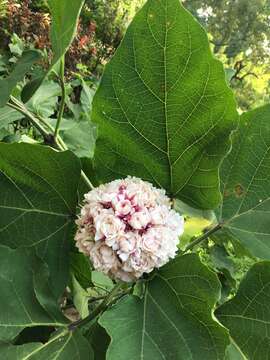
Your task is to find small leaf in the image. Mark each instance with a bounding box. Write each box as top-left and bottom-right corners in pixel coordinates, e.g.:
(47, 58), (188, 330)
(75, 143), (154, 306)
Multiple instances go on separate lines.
(92, 271), (114, 291)
(21, 0), (84, 102)
(48, 0), (84, 64)
(216, 261), (270, 359)
(70, 252), (92, 289)
(0, 329), (94, 359)
(99, 254), (229, 360)
(0, 50), (41, 107)
(0, 246), (67, 342)
(92, 0), (238, 209)
(217, 104), (270, 259)
(71, 274), (90, 319)
(26, 80), (61, 118)
(62, 120), (96, 158)
(88, 322), (110, 360)
(0, 143), (81, 296)
(0, 106), (24, 128)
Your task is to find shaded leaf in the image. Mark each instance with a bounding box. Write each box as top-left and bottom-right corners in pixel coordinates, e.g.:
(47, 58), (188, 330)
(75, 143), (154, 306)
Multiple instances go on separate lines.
(71, 274), (90, 319)
(26, 80), (61, 118)
(210, 245), (235, 276)
(217, 104), (270, 259)
(0, 246), (67, 342)
(216, 261), (270, 360)
(80, 80), (95, 117)
(0, 50), (41, 107)
(70, 252), (92, 290)
(62, 120), (96, 158)
(87, 322), (110, 360)
(99, 254), (229, 360)
(0, 329), (94, 359)
(92, 271), (114, 292)
(92, 0), (238, 209)
(0, 106), (24, 128)
(0, 143), (81, 296)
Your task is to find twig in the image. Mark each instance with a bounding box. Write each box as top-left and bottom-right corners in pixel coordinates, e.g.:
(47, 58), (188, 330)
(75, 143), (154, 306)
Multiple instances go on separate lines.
(8, 100), (54, 145)
(7, 96), (95, 190)
(54, 56), (66, 138)
(184, 223), (222, 252)
(68, 282), (123, 331)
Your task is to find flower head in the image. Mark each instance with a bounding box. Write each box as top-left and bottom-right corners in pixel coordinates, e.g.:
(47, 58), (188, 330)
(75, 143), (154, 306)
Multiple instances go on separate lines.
(75, 177), (184, 282)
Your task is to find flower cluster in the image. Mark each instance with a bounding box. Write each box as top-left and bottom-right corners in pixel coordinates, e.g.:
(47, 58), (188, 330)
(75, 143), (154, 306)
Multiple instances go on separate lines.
(75, 177), (184, 282)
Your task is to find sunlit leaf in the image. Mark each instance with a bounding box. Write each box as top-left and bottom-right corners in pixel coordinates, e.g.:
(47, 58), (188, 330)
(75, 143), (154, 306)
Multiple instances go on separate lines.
(92, 0), (238, 209)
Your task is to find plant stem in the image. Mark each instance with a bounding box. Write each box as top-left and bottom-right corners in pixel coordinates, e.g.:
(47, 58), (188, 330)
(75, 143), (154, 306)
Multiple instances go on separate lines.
(81, 170), (95, 190)
(7, 97), (95, 190)
(184, 223), (222, 252)
(54, 56), (66, 138)
(68, 282), (123, 331)
(8, 99), (52, 143)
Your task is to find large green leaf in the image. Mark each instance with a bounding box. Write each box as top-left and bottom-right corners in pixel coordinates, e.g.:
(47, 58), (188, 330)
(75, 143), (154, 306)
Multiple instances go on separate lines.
(99, 254), (229, 360)
(0, 329), (94, 359)
(21, 0), (84, 102)
(92, 0), (238, 209)
(0, 246), (67, 342)
(216, 261), (270, 360)
(217, 104), (270, 259)
(0, 50), (41, 107)
(0, 143), (81, 296)
(61, 80), (96, 158)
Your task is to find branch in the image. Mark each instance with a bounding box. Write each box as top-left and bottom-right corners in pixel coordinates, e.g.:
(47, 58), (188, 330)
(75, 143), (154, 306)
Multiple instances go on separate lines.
(8, 98), (55, 146)
(7, 97), (95, 190)
(184, 223), (222, 252)
(68, 282), (123, 331)
(54, 56), (66, 138)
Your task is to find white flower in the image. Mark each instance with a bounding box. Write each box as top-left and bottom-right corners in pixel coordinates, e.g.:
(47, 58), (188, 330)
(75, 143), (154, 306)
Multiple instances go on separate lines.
(167, 211), (185, 235)
(149, 205), (168, 225)
(129, 210), (151, 230)
(74, 176), (184, 282)
(94, 212), (124, 242)
(141, 227), (161, 253)
(113, 199), (133, 216)
(90, 242), (119, 274)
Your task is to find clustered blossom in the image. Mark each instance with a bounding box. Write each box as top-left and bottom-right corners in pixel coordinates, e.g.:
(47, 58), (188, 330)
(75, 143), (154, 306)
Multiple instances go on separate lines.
(75, 177), (184, 282)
